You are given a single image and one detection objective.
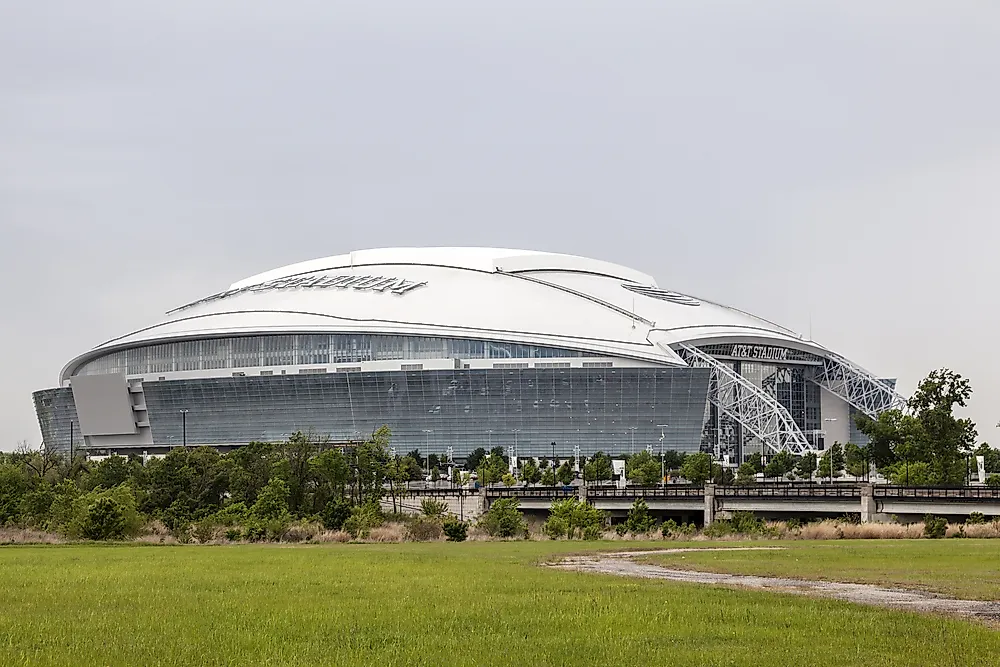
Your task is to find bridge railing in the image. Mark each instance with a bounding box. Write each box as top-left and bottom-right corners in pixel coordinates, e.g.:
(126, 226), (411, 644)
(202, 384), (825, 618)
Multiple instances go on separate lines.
(874, 486), (1000, 500)
(716, 485), (863, 498)
(587, 486), (704, 499)
(485, 487), (577, 499)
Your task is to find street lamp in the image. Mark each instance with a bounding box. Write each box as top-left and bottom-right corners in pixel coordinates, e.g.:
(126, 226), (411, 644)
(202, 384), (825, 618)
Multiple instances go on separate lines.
(421, 429), (433, 479)
(657, 424), (669, 485)
(823, 418), (837, 480)
(179, 409), (190, 447)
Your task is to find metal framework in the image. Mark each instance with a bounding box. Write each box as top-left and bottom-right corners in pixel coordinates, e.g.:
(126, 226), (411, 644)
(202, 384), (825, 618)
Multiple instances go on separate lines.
(677, 344), (811, 455)
(812, 354), (907, 419)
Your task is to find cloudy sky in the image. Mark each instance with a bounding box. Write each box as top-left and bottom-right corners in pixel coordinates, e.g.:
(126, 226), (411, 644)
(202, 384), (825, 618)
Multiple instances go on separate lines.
(2, 2), (999, 450)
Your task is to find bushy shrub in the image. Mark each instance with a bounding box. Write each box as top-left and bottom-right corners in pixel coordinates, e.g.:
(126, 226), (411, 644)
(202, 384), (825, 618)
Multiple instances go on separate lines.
(343, 502), (384, 539)
(923, 514), (947, 539)
(478, 498), (526, 538)
(405, 517), (444, 542)
(322, 498), (352, 530)
(704, 511), (768, 538)
(543, 497), (606, 540)
(624, 499), (656, 534)
(987, 474), (1000, 488)
(442, 517), (468, 542)
(967, 512), (986, 525)
(660, 519), (696, 538)
(81, 497), (128, 540)
(420, 498), (448, 518)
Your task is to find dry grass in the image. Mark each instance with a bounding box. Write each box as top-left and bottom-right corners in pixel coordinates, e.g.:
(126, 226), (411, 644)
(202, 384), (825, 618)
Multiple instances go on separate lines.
(959, 522), (1000, 538)
(314, 530), (352, 543)
(0, 528), (64, 544)
(366, 523), (406, 542)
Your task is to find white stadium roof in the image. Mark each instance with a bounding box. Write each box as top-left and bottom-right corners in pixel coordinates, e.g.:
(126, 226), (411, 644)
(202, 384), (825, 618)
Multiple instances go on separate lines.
(63, 247), (834, 379)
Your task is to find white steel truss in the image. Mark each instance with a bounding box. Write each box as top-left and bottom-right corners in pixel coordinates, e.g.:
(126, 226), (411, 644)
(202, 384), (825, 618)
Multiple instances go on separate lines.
(678, 344), (812, 455)
(812, 354), (907, 418)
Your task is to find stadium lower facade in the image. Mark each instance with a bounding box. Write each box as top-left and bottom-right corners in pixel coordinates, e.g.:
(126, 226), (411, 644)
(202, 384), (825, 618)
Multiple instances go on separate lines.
(33, 248), (905, 462)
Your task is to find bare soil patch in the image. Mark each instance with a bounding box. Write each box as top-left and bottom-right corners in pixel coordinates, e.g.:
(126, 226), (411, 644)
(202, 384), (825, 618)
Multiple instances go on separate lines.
(552, 548), (1000, 623)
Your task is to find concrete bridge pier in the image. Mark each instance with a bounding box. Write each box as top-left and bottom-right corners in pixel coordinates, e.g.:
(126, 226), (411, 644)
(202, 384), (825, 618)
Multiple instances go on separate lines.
(860, 483), (875, 524)
(704, 484), (716, 526)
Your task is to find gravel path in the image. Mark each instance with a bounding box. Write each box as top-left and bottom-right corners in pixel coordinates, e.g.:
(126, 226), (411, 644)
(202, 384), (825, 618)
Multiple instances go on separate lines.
(551, 548), (1000, 622)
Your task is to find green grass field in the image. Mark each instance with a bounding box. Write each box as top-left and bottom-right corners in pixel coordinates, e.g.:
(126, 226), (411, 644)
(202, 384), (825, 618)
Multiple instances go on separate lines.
(640, 540), (1000, 601)
(0, 541), (997, 666)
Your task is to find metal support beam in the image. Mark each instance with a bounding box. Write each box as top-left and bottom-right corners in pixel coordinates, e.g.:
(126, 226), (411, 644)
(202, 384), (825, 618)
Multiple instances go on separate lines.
(811, 354), (907, 419)
(677, 344), (811, 455)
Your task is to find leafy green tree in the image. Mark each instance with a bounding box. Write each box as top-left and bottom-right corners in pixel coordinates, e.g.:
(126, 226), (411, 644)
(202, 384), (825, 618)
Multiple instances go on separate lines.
(679, 453), (712, 484)
(226, 441), (280, 506)
(520, 459), (541, 486)
(735, 462), (757, 485)
(856, 369), (977, 484)
(556, 461), (575, 485)
(465, 448), (488, 471)
(540, 468), (556, 486)
(502, 473), (517, 487)
(818, 443), (845, 479)
(311, 448), (350, 510)
(0, 463), (30, 524)
(251, 477), (291, 522)
(478, 498), (526, 538)
(795, 452), (817, 480)
(420, 498), (448, 518)
(763, 451), (796, 480)
(477, 452), (508, 486)
(974, 443), (1000, 474)
(886, 461), (934, 486)
(746, 453), (764, 474)
(844, 443), (868, 477)
(84, 455), (138, 491)
(321, 498), (352, 530)
(626, 451), (661, 485)
(583, 451), (613, 482)
(352, 426), (391, 503)
(543, 497), (606, 539)
(663, 450), (686, 471)
(624, 498), (656, 533)
(451, 466), (463, 487)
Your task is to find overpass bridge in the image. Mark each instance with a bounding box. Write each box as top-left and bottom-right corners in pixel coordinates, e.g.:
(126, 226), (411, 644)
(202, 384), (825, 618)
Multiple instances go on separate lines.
(388, 484), (1000, 524)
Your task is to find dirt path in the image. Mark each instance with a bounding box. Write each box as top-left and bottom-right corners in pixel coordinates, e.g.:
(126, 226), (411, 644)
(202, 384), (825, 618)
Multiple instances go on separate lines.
(551, 548), (1000, 623)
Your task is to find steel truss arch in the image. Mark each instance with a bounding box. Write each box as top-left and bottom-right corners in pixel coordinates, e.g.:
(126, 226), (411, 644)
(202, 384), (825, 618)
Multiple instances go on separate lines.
(811, 354), (907, 418)
(677, 344), (811, 455)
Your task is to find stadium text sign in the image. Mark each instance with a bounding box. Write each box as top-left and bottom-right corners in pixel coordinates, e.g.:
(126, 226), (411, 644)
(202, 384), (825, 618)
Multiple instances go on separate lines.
(729, 344), (789, 361)
(169, 273), (427, 313)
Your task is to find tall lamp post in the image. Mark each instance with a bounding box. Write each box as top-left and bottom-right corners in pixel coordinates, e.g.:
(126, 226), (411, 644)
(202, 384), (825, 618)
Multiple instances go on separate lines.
(180, 409), (189, 447)
(657, 424), (669, 485)
(421, 429), (433, 479)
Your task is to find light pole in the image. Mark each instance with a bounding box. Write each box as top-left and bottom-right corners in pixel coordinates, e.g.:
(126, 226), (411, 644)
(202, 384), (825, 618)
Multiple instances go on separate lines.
(421, 429), (433, 479)
(487, 429), (493, 451)
(69, 420), (74, 462)
(823, 418), (837, 481)
(180, 409), (189, 447)
(657, 424), (669, 485)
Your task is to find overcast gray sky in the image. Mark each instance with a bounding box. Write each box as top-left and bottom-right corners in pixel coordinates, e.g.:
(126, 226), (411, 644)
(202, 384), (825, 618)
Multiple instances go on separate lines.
(3, 1), (999, 450)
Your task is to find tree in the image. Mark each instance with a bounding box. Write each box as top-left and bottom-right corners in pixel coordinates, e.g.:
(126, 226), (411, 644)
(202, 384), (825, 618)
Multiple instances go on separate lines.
(763, 451), (796, 480)
(520, 459), (541, 486)
(974, 443), (1000, 476)
(477, 498), (526, 538)
(735, 462), (757, 486)
(540, 468), (556, 486)
(818, 443), (845, 479)
(555, 461), (575, 485)
(501, 473), (517, 487)
(626, 451), (661, 485)
(679, 453), (712, 484)
(795, 452), (817, 480)
(451, 466), (463, 487)
(856, 369), (977, 485)
(623, 498), (656, 534)
(584, 451), (613, 483)
(746, 453), (764, 474)
(663, 450), (686, 471)
(844, 443), (868, 477)
(465, 448), (488, 471)
(543, 497), (606, 539)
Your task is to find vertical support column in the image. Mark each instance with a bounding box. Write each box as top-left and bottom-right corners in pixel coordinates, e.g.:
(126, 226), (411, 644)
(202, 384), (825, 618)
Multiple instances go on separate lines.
(860, 483), (875, 524)
(577, 483), (588, 503)
(704, 483), (716, 526)
(478, 487), (488, 517)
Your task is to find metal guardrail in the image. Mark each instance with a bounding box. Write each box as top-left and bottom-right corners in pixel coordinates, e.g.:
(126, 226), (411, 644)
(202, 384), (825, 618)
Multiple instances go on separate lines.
(485, 487), (577, 498)
(874, 486), (1000, 500)
(395, 487), (468, 497)
(717, 486), (862, 498)
(587, 486), (704, 499)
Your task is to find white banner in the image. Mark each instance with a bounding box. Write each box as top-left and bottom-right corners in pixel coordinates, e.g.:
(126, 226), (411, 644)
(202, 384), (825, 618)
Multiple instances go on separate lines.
(977, 456), (986, 484)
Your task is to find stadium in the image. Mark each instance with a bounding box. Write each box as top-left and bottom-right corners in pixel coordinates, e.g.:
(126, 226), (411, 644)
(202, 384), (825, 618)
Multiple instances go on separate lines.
(32, 247), (905, 462)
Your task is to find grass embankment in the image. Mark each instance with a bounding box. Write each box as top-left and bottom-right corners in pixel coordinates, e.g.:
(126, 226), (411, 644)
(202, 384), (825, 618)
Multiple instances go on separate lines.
(0, 542), (997, 666)
(640, 540), (1000, 601)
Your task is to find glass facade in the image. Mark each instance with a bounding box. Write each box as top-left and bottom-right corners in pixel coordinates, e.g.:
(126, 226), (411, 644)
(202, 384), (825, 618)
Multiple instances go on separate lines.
(73, 334), (599, 377)
(36, 368), (712, 458)
(702, 360), (822, 462)
(32, 388), (80, 457)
